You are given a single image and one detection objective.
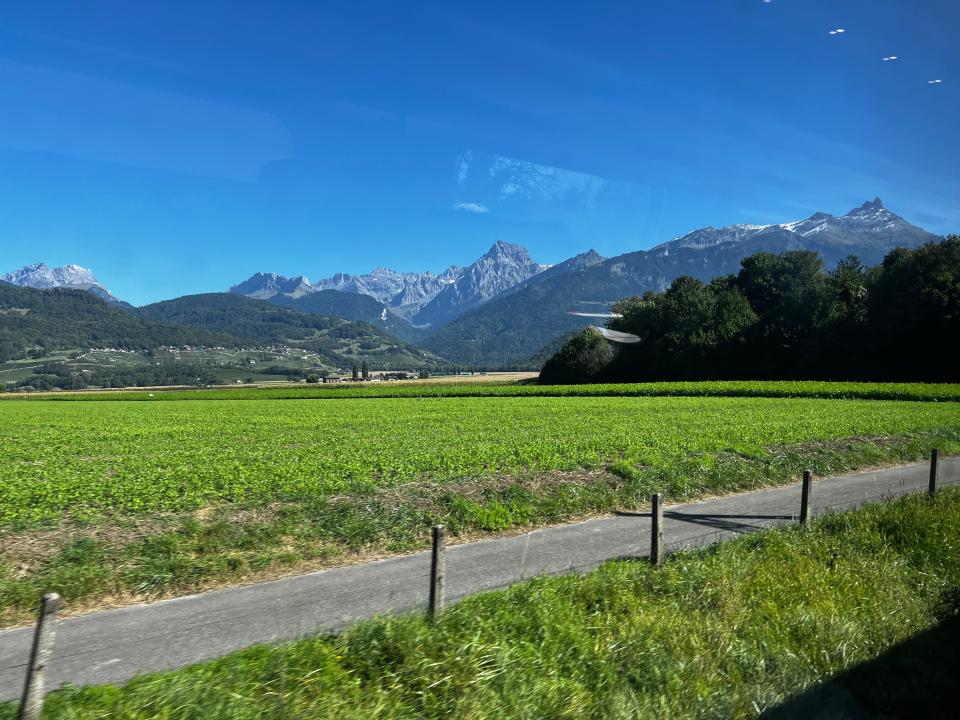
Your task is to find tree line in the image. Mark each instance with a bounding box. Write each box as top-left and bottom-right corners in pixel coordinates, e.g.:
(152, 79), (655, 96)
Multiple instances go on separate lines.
(3, 362), (221, 392)
(540, 237), (960, 383)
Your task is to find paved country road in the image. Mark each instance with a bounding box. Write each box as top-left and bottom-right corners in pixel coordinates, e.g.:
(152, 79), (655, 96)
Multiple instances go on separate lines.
(1, 458), (956, 700)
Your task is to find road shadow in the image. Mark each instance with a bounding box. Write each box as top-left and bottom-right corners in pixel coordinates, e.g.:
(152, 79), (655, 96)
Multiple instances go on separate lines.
(613, 510), (793, 534)
(762, 613), (960, 719)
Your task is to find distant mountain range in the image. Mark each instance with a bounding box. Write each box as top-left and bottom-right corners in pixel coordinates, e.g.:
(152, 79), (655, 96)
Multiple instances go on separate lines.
(654, 198), (931, 258)
(229, 265), (464, 321)
(314, 265), (464, 320)
(229, 240), (549, 328)
(420, 199), (943, 365)
(2, 199), (947, 369)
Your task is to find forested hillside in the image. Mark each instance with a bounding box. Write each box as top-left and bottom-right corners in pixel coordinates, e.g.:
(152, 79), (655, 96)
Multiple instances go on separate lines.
(0, 284), (235, 361)
(137, 293), (438, 369)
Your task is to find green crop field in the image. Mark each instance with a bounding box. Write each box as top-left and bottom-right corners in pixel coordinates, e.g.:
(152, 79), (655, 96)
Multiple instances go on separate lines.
(3, 396), (960, 525)
(1, 389), (959, 626)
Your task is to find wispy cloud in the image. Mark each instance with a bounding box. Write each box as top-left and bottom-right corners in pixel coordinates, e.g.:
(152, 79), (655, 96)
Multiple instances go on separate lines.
(453, 202), (488, 214)
(487, 155), (609, 209)
(456, 152), (472, 185)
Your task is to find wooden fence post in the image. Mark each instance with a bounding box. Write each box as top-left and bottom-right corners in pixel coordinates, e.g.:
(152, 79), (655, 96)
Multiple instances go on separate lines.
(929, 448), (939, 498)
(651, 493), (664, 566)
(19, 593), (60, 720)
(428, 525), (446, 621)
(800, 470), (812, 527)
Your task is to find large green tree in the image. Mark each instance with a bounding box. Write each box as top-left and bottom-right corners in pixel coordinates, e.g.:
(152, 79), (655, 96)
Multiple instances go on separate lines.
(539, 328), (612, 384)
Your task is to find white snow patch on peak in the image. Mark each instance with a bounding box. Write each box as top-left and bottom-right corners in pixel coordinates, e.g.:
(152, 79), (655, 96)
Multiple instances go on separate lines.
(2, 262), (102, 289)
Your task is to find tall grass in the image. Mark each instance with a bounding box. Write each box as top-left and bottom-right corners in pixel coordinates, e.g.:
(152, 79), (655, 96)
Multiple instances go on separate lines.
(9, 490), (960, 719)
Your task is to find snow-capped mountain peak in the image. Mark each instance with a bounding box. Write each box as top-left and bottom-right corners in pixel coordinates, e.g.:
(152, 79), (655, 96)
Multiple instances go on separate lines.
(3, 262), (99, 289)
(654, 199), (932, 255)
(1, 262), (125, 305)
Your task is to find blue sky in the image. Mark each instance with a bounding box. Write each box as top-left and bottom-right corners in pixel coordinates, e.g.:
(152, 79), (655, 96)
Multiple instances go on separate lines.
(1, 0), (957, 305)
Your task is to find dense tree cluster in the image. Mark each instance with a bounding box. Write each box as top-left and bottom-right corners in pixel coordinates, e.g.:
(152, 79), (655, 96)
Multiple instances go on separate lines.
(5, 362), (220, 392)
(539, 328), (612, 385)
(541, 238), (960, 383)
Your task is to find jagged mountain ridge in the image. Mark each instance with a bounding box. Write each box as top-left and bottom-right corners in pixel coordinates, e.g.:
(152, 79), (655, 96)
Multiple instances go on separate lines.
(1, 262), (128, 307)
(510, 249), (605, 291)
(420, 199), (944, 367)
(314, 266), (464, 320)
(230, 265), (465, 322)
(230, 241), (553, 329)
(656, 198), (931, 256)
(229, 272), (314, 300)
(229, 272), (437, 340)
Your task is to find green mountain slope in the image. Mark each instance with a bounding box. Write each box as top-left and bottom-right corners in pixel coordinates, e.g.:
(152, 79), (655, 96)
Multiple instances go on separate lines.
(271, 290), (426, 344)
(0, 283), (235, 362)
(137, 293), (438, 370)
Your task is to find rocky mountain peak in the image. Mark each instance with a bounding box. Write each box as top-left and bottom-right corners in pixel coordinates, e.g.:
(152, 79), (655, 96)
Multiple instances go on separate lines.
(482, 240), (531, 261)
(229, 272), (314, 300)
(411, 242), (544, 327)
(848, 197), (885, 215)
(3, 262), (100, 289)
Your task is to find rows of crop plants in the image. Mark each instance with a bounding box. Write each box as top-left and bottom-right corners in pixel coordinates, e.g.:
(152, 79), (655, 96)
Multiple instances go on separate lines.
(4, 380), (960, 402)
(6, 490), (959, 719)
(3, 396), (959, 525)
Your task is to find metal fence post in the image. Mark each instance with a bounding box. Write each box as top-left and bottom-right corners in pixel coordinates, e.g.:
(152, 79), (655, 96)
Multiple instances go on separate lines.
(651, 493), (664, 566)
(428, 525), (446, 621)
(800, 470), (812, 527)
(929, 448), (939, 498)
(19, 593), (60, 720)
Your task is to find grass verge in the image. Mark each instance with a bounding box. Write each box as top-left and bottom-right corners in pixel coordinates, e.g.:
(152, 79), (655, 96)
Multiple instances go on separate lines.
(5, 488), (960, 719)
